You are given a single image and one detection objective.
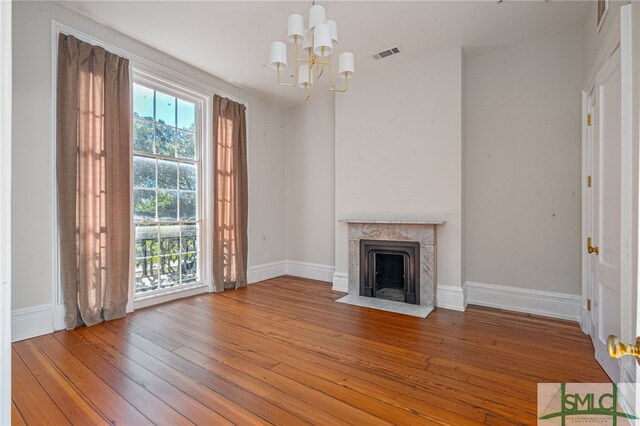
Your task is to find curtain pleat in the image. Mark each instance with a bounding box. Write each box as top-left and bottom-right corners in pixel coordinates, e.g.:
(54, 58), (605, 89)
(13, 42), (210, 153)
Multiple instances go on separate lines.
(213, 95), (248, 291)
(57, 34), (131, 329)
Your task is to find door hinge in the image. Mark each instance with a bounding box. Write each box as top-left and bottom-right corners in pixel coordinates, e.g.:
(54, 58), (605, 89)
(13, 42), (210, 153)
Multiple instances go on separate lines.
(587, 298), (592, 312)
(587, 175), (592, 188)
(587, 113), (592, 126)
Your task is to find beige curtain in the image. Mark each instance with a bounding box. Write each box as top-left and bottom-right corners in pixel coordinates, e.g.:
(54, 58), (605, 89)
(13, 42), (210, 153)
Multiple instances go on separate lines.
(213, 95), (248, 290)
(57, 34), (131, 329)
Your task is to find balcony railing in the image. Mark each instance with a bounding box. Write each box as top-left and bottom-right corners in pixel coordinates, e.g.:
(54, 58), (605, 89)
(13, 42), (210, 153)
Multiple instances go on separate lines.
(134, 224), (198, 294)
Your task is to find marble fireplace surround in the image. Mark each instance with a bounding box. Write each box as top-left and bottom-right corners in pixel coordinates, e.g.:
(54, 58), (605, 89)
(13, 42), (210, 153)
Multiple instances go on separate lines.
(341, 219), (445, 312)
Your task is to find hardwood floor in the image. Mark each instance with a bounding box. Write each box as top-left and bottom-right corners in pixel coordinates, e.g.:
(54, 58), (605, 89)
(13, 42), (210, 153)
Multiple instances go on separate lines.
(12, 276), (608, 425)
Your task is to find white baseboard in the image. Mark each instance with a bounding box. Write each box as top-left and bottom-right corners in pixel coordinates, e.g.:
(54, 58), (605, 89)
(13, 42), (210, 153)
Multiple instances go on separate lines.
(332, 272), (348, 293)
(285, 261), (333, 282)
(12, 304), (53, 342)
(249, 260), (334, 284)
(247, 260), (286, 284)
(466, 281), (581, 321)
(436, 283), (468, 311)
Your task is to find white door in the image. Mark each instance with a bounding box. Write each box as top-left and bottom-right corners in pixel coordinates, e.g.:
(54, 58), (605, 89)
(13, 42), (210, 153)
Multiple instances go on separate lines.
(588, 47), (622, 382)
(588, 4), (640, 417)
(616, 3), (640, 414)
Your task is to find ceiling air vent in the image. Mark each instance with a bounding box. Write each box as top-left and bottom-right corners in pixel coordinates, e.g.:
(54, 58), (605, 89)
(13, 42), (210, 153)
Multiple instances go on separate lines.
(371, 47), (401, 60)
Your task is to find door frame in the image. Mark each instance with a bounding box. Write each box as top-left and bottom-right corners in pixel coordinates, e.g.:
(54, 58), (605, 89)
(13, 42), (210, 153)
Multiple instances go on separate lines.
(0, 0), (12, 423)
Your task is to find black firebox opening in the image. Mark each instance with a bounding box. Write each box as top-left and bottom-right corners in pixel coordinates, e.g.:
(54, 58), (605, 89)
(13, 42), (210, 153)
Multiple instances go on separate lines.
(375, 253), (406, 302)
(359, 239), (420, 305)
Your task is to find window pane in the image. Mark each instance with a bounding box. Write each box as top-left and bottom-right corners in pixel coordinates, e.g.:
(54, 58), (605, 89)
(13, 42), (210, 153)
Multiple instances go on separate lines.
(159, 224), (180, 255)
(133, 156), (156, 188)
(133, 84), (154, 120)
(135, 257), (158, 293)
(181, 224), (198, 253)
(156, 123), (176, 157)
(179, 163), (197, 190)
(156, 92), (176, 127)
(159, 255), (180, 287)
(133, 118), (154, 154)
(179, 192), (196, 221)
(134, 189), (156, 221)
(157, 159), (178, 189)
(181, 252), (198, 284)
(157, 190), (177, 221)
(176, 130), (196, 160)
(135, 224), (158, 257)
(177, 99), (196, 131)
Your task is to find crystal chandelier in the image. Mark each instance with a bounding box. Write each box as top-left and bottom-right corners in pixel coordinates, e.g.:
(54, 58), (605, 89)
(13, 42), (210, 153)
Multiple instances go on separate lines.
(269, 2), (355, 100)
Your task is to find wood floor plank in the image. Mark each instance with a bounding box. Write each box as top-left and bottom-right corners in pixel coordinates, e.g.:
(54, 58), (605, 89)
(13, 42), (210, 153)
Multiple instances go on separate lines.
(11, 400), (27, 426)
(32, 334), (154, 426)
(103, 320), (311, 425)
(12, 340), (110, 425)
(11, 348), (71, 425)
(86, 323), (272, 425)
(12, 277), (609, 425)
(174, 345), (388, 426)
(61, 328), (233, 425)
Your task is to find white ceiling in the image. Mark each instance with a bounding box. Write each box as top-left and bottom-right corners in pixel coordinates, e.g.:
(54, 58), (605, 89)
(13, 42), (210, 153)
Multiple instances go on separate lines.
(58, 1), (591, 108)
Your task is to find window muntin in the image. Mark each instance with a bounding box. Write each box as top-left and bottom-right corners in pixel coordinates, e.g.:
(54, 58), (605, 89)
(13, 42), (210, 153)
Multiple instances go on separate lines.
(132, 82), (200, 296)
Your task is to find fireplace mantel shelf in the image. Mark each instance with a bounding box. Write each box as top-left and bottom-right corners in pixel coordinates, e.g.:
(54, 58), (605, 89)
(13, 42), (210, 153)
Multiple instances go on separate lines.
(339, 218), (446, 225)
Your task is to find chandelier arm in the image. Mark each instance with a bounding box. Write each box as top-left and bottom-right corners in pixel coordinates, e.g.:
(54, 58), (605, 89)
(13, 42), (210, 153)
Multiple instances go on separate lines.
(276, 64), (296, 87)
(318, 48), (326, 78)
(330, 72), (349, 92)
(328, 53), (335, 90)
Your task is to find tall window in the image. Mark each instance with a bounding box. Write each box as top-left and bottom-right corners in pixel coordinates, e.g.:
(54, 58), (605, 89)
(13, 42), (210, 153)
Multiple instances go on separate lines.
(132, 82), (200, 296)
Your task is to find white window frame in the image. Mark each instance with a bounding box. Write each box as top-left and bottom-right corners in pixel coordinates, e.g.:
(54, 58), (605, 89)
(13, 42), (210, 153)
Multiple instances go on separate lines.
(51, 20), (249, 325)
(131, 72), (210, 306)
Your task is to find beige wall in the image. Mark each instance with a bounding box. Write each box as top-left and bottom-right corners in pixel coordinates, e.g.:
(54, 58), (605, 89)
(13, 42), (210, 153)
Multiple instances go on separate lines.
(464, 28), (584, 294)
(335, 48), (464, 289)
(11, 1), (286, 311)
(284, 91), (335, 267)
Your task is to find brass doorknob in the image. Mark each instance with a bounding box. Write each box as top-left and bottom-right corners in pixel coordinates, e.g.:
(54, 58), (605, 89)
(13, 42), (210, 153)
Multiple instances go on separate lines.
(607, 335), (640, 359)
(587, 237), (600, 255)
